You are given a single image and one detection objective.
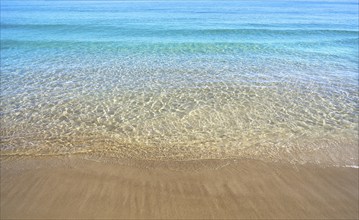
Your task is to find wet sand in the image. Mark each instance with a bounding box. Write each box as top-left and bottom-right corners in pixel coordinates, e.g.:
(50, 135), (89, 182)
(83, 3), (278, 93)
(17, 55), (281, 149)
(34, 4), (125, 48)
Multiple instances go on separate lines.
(1, 156), (358, 219)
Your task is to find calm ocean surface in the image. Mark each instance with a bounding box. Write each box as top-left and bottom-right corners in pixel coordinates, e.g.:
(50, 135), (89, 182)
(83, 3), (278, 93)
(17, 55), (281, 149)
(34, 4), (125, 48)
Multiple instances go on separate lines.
(1, 0), (358, 166)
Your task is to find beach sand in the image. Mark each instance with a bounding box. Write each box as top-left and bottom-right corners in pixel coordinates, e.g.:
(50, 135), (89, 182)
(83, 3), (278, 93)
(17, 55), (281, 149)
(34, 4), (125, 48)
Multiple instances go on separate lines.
(1, 156), (358, 219)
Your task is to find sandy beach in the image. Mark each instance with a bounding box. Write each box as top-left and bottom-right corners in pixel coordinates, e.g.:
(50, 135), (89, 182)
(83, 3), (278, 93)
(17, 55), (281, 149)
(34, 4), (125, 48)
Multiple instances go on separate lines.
(1, 156), (358, 219)
(1, 0), (358, 219)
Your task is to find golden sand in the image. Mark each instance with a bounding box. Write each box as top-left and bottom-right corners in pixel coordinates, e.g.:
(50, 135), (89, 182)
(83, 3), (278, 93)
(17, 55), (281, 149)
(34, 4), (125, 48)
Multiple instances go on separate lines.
(1, 156), (358, 219)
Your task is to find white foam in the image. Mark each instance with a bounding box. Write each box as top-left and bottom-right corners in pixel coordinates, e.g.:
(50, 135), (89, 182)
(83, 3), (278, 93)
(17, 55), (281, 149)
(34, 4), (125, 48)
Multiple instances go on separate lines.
(344, 165), (359, 169)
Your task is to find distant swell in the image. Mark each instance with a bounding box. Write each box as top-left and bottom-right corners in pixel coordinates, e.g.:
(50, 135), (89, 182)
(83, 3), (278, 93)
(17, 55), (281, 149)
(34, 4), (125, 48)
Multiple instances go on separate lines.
(2, 23), (358, 36)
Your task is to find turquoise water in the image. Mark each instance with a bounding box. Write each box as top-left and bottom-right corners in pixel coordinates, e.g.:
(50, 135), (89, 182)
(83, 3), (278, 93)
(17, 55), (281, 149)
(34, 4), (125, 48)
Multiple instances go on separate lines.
(1, 0), (358, 166)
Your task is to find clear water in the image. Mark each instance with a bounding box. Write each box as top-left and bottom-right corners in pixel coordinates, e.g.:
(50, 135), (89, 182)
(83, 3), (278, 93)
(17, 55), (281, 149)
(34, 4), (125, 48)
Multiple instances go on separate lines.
(1, 0), (358, 166)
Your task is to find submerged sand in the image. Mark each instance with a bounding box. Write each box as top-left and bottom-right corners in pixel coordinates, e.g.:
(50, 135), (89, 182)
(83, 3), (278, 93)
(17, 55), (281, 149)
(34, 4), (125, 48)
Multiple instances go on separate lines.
(1, 156), (358, 219)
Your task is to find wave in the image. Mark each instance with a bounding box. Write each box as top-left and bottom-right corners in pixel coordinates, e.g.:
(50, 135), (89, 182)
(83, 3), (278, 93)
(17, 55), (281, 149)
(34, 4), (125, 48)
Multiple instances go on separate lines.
(2, 38), (357, 51)
(1, 40), (356, 67)
(2, 23), (358, 37)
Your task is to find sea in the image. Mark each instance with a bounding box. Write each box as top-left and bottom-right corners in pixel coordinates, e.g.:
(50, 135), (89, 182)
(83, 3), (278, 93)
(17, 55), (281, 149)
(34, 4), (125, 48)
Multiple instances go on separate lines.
(1, 0), (358, 166)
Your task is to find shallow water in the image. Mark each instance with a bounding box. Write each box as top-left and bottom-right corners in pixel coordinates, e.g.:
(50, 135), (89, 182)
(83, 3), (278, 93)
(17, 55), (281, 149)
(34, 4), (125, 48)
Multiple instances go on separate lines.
(1, 0), (358, 166)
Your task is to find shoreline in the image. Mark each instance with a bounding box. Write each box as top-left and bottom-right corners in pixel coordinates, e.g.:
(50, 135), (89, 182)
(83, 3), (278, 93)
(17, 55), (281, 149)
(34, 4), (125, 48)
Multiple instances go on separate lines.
(1, 156), (358, 219)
